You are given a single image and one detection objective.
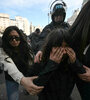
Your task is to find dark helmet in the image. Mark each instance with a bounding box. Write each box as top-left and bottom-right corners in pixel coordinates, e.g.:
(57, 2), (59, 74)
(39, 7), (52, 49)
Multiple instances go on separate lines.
(50, 0), (67, 22)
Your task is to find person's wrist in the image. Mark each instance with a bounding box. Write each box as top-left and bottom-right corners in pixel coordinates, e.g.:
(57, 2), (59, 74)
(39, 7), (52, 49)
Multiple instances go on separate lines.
(20, 77), (26, 85)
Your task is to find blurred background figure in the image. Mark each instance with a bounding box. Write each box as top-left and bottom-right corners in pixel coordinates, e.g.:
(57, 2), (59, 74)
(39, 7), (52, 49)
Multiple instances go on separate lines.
(28, 28), (41, 55)
(0, 36), (2, 48)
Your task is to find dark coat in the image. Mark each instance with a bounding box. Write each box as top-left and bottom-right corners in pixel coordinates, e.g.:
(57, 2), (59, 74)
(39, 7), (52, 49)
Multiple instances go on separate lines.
(76, 45), (90, 100)
(37, 22), (70, 50)
(27, 58), (85, 100)
(28, 32), (40, 54)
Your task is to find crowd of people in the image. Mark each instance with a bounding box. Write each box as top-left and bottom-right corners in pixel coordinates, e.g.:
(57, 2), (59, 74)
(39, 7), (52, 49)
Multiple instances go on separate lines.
(0, 0), (90, 100)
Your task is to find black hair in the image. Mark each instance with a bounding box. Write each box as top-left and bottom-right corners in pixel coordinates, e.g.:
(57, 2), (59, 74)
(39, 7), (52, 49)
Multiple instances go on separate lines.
(41, 28), (71, 62)
(2, 26), (34, 65)
(35, 28), (40, 34)
(69, 1), (90, 60)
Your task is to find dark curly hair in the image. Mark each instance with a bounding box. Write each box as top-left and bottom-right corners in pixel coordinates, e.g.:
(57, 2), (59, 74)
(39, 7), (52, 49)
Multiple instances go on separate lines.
(2, 26), (34, 66)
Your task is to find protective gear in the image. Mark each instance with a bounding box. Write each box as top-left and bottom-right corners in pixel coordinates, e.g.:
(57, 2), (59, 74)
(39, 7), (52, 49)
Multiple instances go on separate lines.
(50, 0), (67, 23)
(37, 0), (69, 50)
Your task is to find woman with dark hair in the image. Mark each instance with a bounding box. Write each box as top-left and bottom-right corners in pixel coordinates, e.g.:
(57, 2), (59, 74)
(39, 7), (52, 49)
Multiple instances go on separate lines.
(0, 26), (44, 100)
(26, 28), (80, 100)
(69, 1), (90, 100)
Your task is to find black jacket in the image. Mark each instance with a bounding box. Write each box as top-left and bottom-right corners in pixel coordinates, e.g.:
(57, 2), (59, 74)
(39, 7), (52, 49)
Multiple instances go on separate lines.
(28, 32), (40, 54)
(37, 21), (70, 50)
(27, 58), (85, 100)
(75, 45), (90, 100)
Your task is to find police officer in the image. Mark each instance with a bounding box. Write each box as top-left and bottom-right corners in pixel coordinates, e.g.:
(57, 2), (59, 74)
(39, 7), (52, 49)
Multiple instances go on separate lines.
(35, 0), (70, 62)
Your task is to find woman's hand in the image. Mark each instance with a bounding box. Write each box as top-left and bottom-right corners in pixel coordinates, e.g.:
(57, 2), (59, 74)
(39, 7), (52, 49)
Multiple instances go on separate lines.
(65, 47), (76, 63)
(20, 76), (44, 95)
(50, 47), (66, 63)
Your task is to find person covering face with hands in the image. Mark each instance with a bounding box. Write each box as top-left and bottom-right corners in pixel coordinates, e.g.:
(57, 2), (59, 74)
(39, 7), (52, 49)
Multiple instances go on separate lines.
(27, 29), (82, 100)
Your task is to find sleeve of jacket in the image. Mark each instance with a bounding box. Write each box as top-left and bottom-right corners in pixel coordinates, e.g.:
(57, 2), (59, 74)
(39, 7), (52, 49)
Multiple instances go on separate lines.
(38, 24), (52, 50)
(0, 48), (24, 84)
(31, 60), (58, 86)
(70, 59), (86, 74)
(39, 25), (51, 39)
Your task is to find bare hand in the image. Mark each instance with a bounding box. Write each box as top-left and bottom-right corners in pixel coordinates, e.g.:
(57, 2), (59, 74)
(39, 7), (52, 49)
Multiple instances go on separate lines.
(78, 65), (90, 82)
(50, 47), (66, 63)
(34, 51), (42, 63)
(20, 76), (44, 95)
(65, 47), (76, 63)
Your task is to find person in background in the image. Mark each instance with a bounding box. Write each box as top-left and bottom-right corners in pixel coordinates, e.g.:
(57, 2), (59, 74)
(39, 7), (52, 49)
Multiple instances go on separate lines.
(0, 36), (2, 47)
(28, 28), (40, 54)
(0, 63), (4, 74)
(0, 36), (3, 73)
(0, 26), (43, 100)
(69, 1), (90, 99)
(34, 0), (70, 63)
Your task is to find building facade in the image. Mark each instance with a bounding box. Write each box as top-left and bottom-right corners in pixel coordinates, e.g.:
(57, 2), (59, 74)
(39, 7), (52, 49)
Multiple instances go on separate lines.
(0, 13), (10, 34)
(0, 13), (43, 36)
(82, 0), (89, 6)
(67, 9), (80, 25)
(0, 13), (30, 35)
(30, 22), (43, 35)
(67, 0), (89, 25)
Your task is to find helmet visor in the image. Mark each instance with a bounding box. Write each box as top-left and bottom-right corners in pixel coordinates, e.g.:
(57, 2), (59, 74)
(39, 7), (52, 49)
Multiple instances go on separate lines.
(55, 4), (63, 10)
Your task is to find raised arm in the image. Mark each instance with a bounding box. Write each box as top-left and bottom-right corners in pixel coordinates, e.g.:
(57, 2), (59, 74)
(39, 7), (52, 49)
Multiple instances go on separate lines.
(31, 47), (65, 86)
